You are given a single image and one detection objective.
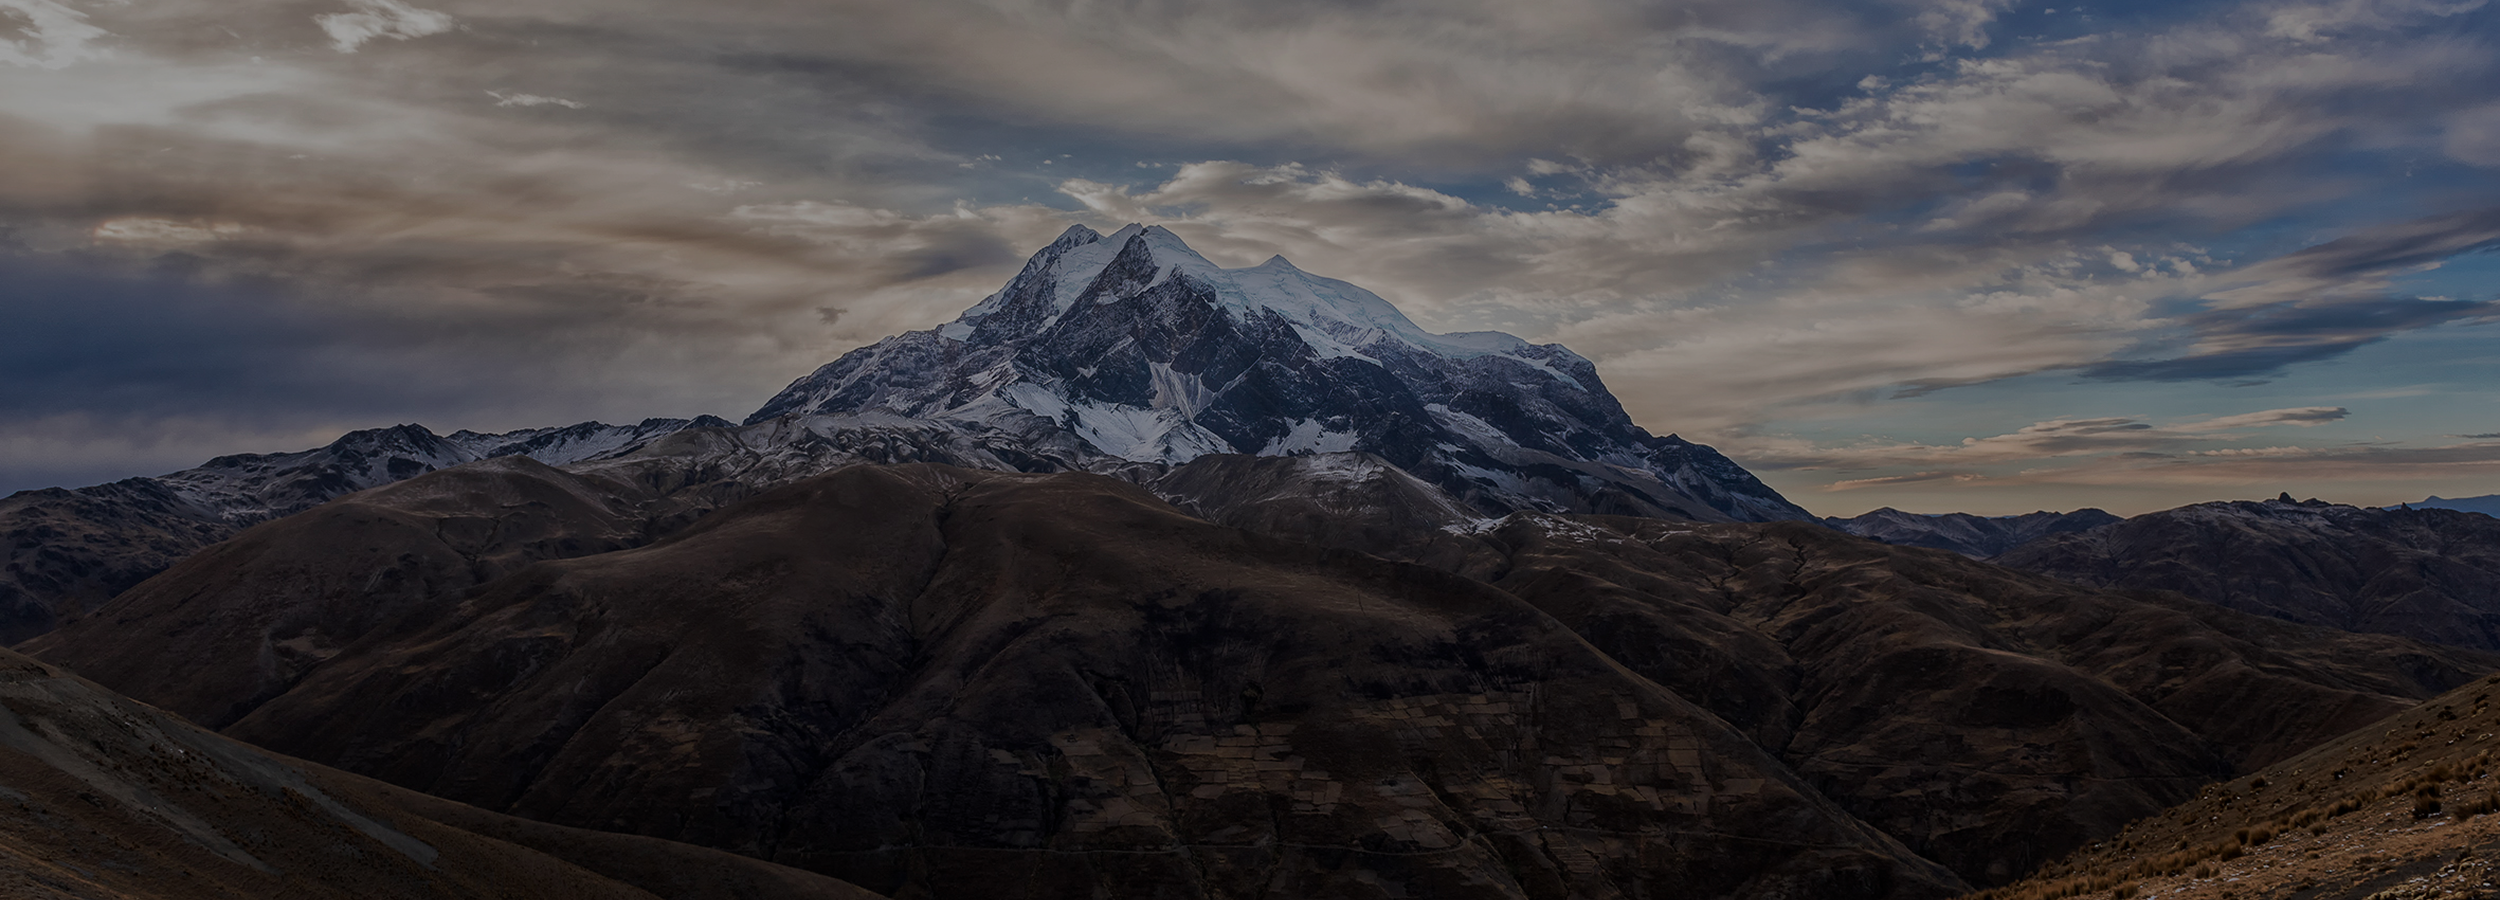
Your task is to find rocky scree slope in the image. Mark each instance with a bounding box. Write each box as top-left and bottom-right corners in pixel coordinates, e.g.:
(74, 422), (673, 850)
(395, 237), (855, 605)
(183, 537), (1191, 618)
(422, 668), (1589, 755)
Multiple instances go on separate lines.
(27, 458), (2498, 896)
(1993, 495), (2500, 651)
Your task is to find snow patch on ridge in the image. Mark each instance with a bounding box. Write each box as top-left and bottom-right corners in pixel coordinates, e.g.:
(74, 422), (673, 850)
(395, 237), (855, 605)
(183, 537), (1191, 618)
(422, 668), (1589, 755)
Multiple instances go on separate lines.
(1068, 401), (1227, 462)
(1260, 419), (1360, 455)
(1148, 362), (1221, 417)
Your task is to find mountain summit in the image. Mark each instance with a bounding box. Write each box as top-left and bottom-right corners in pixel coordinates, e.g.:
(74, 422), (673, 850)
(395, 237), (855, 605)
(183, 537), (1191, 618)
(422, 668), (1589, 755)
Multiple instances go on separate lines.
(751, 224), (1809, 521)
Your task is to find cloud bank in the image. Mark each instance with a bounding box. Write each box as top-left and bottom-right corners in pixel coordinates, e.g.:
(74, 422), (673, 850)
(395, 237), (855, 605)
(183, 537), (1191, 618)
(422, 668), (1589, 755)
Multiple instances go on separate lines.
(0, 0), (2494, 511)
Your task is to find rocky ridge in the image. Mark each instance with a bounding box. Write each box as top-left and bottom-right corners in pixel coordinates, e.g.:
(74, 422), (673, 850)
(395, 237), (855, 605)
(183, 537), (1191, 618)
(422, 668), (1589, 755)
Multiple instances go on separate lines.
(1823, 507), (2122, 558)
(1992, 495), (2500, 651)
(0, 417), (725, 644)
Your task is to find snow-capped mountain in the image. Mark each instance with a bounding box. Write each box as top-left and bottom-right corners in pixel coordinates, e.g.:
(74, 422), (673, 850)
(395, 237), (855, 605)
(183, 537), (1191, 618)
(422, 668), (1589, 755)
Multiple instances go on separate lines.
(4, 225), (1810, 643)
(749, 224), (1809, 522)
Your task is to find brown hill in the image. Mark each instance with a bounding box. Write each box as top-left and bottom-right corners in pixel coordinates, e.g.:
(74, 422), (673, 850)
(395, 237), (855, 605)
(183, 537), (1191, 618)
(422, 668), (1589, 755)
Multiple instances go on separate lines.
(1993, 496), (2500, 651)
(26, 459), (2497, 895)
(1964, 670), (2500, 900)
(43, 462), (1970, 899)
(0, 480), (230, 645)
(1155, 458), (2500, 882)
(18, 455), (674, 730)
(1415, 513), (2491, 885)
(0, 645), (876, 900)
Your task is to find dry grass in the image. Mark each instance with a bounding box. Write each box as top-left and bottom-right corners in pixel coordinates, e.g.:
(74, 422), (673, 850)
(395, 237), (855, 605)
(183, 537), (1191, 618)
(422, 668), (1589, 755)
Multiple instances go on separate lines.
(1957, 674), (2500, 900)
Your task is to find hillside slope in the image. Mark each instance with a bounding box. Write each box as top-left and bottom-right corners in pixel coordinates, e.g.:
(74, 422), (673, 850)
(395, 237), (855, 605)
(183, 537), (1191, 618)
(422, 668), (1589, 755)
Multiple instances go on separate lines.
(1967, 669), (2500, 900)
(0, 646), (875, 900)
(1995, 496), (2500, 651)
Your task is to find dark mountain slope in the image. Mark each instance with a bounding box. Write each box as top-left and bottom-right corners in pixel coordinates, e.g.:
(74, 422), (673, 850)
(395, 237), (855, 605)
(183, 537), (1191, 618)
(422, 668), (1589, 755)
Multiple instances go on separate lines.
(1151, 452), (1506, 573)
(29, 457), (2498, 894)
(1140, 462), (2498, 885)
(1968, 672), (2500, 900)
(47, 464), (1966, 900)
(0, 479), (230, 645)
(1464, 515), (2489, 885)
(0, 419), (722, 646)
(17, 456), (672, 729)
(0, 646), (876, 900)
(1993, 496), (2500, 651)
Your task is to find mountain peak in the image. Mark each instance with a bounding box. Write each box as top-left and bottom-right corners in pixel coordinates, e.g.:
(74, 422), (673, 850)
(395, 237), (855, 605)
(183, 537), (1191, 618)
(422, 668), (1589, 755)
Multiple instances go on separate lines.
(1047, 223), (1103, 249)
(743, 226), (1814, 522)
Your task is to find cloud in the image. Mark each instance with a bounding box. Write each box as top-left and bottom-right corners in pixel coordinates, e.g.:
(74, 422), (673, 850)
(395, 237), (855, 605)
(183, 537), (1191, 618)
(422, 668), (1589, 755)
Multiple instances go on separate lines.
(2449, 102), (2500, 166)
(0, 0), (108, 69)
(1750, 407), (2361, 470)
(2218, 207), (2500, 299)
(1899, 0), (2017, 51)
(2263, 0), (2488, 43)
(1983, 439), (2500, 487)
(1826, 471), (1986, 491)
(487, 91), (585, 109)
(316, 0), (455, 54)
(0, 412), (360, 495)
(2, 0), (2496, 506)
(91, 217), (248, 246)
(2085, 296), (2500, 381)
(2084, 209), (2500, 381)
(2174, 406), (2351, 430)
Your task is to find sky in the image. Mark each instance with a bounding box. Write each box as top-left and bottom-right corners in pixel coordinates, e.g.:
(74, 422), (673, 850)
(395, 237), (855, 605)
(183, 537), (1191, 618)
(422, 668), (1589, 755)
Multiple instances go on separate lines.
(2, 0), (2497, 516)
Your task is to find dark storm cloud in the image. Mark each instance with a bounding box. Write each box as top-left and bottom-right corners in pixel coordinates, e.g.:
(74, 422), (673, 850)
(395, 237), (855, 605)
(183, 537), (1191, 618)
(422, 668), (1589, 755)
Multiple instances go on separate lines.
(0, 256), (347, 416)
